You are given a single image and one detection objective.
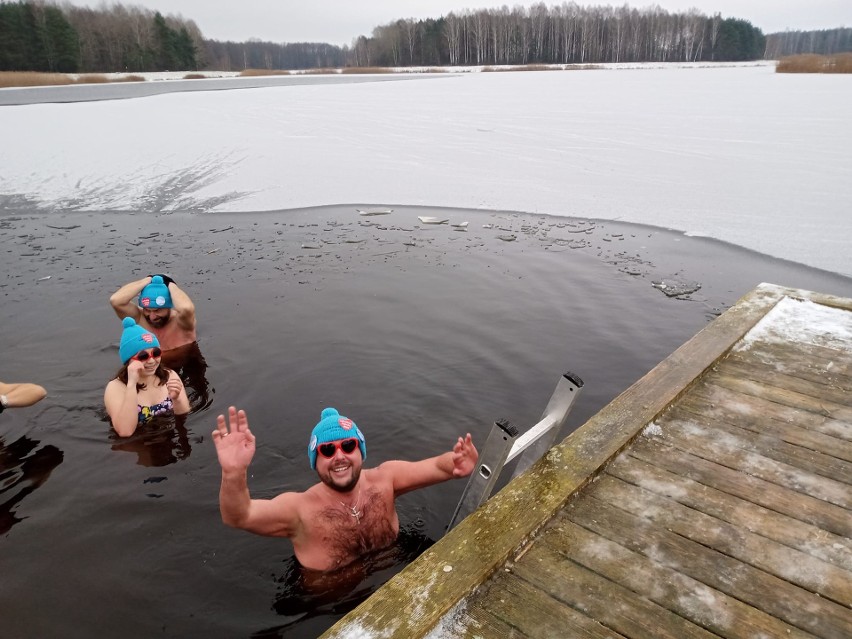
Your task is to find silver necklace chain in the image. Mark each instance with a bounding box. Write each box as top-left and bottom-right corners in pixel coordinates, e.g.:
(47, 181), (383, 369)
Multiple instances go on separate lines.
(338, 486), (362, 524)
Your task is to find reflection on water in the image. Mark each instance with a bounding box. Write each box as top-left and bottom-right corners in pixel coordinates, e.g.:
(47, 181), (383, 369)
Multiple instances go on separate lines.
(254, 526), (433, 638)
(161, 341), (214, 414)
(0, 435), (64, 535)
(108, 414), (195, 467)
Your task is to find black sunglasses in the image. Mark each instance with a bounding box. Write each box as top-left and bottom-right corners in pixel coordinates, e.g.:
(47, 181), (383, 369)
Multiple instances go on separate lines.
(132, 348), (162, 362)
(318, 438), (358, 459)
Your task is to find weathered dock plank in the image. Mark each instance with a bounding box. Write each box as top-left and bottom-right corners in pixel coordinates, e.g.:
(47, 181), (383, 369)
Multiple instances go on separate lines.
(561, 495), (851, 638)
(724, 341), (852, 390)
(719, 358), (852, 407)
(322, 285), (852, 638)
(511, 541), (722, 639)
(605, 454), (852, 571)
(708, 373), (852, 423)
(679, 383), (852, 455)
(528, 519), (820, 639)
(466, 576), (625, 639)
(628, 440), (851, 537)
(579, 475), (852, 613)
(668, 403), (852, 480)
(655, 414), (852, 506)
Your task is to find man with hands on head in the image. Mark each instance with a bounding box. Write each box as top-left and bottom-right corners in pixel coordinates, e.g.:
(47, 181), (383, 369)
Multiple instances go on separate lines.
(109, 274), (196, 353)
(213, 406), (478, 572)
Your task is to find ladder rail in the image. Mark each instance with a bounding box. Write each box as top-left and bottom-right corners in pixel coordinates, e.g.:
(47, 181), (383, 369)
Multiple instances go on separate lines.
(447, 372), (584, 531)
(446, 419), (518, 531)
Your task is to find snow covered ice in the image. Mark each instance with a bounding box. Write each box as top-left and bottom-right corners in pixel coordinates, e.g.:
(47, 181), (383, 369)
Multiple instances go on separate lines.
(1, 63), (850, 276)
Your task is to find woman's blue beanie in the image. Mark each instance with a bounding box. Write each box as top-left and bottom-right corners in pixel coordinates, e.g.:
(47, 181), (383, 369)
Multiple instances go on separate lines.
(119, 317), (160, 364)
(308, 407), (366, 469)
(138, 275), (172, 309)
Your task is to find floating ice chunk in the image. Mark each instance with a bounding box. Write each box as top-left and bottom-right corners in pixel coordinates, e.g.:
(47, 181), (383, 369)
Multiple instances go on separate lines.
(651, 279), (701, 297)
(418, 216), (449, 224)
(450, 221), (469, 228)
(357, 208), (393, 216)
(497, 234), (517, 242)
(301, 242), (322, 249)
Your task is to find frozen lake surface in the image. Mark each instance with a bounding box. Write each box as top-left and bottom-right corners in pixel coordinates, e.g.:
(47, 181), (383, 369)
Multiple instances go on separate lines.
(2, 64), (851, 638)
(1, 64), (850, 277)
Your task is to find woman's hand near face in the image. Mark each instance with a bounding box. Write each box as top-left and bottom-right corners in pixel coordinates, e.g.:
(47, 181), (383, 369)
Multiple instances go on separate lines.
(126, 359), (145, 385)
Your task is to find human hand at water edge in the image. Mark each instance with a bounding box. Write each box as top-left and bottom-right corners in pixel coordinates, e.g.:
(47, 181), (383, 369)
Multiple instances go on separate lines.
(213, 406), (256, 472)
(452, 433), (477, 478)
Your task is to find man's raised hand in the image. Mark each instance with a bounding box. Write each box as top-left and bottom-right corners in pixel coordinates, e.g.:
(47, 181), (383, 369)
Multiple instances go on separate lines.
(213, 406), (256, 472)
(451, 433), (477, 478)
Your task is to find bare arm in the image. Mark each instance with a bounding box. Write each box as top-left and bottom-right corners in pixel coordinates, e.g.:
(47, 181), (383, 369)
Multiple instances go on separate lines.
(109, 276), (150, 320)
(103, 364), (144, 437)
(0, 381), (47, 408)
(167, 281), (196, 332)
(213, 407), (300, 537)
(382, 433), (477, 497)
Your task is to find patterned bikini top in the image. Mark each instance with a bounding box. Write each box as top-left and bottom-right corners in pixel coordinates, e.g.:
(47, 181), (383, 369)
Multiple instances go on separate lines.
(138, 395), (174, 424)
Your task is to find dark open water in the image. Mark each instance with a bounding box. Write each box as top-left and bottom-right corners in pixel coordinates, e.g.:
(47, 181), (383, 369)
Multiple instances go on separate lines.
(1, 204), (850, 637)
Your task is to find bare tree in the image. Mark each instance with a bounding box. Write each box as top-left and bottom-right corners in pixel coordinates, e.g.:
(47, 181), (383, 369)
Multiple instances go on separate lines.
(444, 12), (461, 65)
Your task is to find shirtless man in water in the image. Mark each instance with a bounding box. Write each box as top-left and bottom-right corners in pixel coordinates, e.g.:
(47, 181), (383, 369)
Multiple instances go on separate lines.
(213, 406), (478, 571)
(109, 275), (196, 353)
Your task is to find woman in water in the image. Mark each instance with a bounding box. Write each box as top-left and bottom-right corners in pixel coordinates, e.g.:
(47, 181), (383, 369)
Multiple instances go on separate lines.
(105, 317), (189, 436)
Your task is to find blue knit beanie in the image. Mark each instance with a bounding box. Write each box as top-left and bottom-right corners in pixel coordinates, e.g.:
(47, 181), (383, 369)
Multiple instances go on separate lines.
(138, 275), (172, 309)
(119, 317), (160, 364)
(308, 407), (366, 469)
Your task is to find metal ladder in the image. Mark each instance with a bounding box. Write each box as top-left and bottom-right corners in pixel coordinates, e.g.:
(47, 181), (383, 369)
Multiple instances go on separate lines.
(447, 372), (584, 531)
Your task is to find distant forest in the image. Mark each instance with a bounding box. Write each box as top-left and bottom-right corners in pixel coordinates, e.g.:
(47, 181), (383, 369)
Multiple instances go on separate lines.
(1, 0), (850, 73)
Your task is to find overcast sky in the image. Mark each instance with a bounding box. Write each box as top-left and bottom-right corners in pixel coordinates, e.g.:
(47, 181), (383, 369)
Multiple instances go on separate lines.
(64, 1), (849, 46)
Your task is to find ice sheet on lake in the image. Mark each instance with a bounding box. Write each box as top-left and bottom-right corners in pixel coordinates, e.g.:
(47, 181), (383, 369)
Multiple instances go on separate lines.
(1, 64), (850, 276)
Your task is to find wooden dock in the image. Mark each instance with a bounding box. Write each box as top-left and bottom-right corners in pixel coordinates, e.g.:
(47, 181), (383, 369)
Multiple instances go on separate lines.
(322, 283), (852, 639)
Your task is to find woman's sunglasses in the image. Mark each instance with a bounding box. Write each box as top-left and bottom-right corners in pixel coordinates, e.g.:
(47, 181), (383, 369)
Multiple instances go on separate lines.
(318, 438), (359, 459)
(132, 348), (162, 362)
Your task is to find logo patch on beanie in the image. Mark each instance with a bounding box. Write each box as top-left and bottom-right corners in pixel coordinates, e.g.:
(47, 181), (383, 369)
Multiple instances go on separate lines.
(142, 333), (154, 343)
(156, 296), (166, 306)
(339, 418), (353, 430)
(140, 297), (151, 308)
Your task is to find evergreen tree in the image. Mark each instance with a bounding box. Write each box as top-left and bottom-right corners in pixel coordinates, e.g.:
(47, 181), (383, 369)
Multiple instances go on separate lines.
(716, 18), (764, 61)
(175, 26), (197, 70)
(151, 12), (197, 70)
(38, 4), (80, 72)
(0, 1), (79, 71)
(153, 11), (176, 70)
(0, 1), (39, 70)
